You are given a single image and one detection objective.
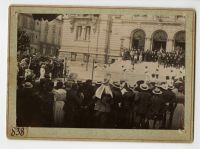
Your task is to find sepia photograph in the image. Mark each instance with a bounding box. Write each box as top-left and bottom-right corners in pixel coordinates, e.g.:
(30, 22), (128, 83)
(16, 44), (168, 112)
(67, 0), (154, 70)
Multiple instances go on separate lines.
(7, 6), (195, 141)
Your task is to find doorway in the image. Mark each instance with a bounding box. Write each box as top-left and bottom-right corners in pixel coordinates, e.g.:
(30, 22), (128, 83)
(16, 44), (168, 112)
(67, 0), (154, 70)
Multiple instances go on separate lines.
(152, 30), (167, 51)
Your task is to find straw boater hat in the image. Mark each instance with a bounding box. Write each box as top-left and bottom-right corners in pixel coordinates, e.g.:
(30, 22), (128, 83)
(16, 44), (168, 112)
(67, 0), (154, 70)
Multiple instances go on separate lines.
(96, 81), (102, 85)
(92, 81), (96, 86)
(168, 83), (175, 90)
(23, 82), (33, 88)
(161, 83), (168, 90)
(41, 64), (46, 68)
(175, 80), (183, 84)
(152, 87), (162, 95)
(140, 83), (149, 91)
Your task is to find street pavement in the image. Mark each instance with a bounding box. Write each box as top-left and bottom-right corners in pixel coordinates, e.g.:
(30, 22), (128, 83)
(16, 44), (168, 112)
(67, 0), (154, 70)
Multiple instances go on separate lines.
(65, 59), (185, 86)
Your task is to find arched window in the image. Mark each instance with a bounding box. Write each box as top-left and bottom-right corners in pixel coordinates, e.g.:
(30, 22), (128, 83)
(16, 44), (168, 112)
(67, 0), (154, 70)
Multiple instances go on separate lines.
(131, 29), (146, 50)
(174, 31), (185, 51)
(152, 30), (168, 51)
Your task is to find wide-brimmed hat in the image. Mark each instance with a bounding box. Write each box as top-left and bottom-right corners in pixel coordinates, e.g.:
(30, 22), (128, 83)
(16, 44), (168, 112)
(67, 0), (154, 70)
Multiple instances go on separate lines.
(152, 87), (162, 95)
(23, 82), (33, 88)
(112, 81), (120, 89)
(96, 81), (102, 85)
(168, 83), (175, 90)
(140, 83), (149, 91)
(161, 83), (168, 90)
(41, 64), (46, 68)
(175, 80), (183, 84)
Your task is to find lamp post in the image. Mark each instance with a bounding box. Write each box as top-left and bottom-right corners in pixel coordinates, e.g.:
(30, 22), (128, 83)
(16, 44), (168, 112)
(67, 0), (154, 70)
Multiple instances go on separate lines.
(86, 40), (90, 71)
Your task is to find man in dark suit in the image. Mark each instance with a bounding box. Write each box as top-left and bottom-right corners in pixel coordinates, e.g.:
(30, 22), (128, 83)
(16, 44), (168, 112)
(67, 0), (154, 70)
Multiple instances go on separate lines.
(134, 83), (151, 129)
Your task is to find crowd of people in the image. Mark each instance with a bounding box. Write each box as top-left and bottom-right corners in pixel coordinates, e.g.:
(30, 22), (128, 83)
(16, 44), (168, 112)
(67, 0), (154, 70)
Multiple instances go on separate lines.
(17, 69), (185, 129)
(17, 53), (65, 81)
(122, 47), (185, 68)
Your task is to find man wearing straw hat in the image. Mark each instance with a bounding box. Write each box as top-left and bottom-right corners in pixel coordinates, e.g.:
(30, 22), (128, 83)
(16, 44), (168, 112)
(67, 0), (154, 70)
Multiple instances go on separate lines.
(93, 73), (113, 128)
(119, 81), (135, 128)
(110, 81), (122, 128)
(148, 87), (164, 129)
(134, 82), (151, 129)
(160, 83), (176, 129)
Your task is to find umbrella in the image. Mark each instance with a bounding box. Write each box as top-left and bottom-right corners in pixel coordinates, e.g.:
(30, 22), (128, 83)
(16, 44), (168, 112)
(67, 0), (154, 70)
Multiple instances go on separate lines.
(32, 14), (60, 21)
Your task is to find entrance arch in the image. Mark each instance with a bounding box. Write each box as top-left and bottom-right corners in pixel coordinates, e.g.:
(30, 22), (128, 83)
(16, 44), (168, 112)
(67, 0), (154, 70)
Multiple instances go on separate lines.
(151, 30), (168, 51)
(131, 29), (146, 50)
(174, 31), (185, 51)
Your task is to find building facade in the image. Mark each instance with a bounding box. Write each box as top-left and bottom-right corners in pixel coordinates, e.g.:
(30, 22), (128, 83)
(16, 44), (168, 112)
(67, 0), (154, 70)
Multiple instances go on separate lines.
(17, 13), (62, 56)
(18, 13), (40, 53)
(59, 14), (186, 63)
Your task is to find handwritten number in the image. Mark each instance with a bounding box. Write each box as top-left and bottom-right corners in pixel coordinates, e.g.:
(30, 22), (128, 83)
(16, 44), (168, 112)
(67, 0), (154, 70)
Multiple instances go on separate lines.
(11, 127), (25, 136)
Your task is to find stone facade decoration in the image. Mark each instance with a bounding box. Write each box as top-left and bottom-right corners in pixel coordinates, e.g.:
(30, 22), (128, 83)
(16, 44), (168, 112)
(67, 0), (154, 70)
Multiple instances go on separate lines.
(59, 14), (186, 63)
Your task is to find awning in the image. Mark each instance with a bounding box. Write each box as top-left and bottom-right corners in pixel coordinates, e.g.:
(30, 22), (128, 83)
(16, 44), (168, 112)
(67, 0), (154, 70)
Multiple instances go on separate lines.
(32, 14), (60, 21)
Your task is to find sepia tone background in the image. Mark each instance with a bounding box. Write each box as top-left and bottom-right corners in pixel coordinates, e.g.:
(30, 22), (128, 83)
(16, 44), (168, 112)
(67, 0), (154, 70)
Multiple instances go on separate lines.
(0, 1), (199, 149)
(7, 5), (195, 142)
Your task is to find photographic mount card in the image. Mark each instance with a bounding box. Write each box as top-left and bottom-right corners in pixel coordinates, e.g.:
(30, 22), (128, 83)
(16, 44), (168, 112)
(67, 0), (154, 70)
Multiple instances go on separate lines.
(7, 5), (195, 142)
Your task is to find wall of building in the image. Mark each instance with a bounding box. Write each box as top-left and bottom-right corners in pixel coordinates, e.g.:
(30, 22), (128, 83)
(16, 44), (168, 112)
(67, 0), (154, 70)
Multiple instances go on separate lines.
(18, 13), (40, 53)
(60, 14), (110, 62)
(18, 13), (62, 56)
(59, 14), (186, 63)
(109, 15), (185, 57)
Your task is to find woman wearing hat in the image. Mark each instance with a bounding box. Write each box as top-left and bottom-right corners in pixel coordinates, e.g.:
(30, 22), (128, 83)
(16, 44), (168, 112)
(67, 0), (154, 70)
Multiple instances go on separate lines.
(171, 86), (184, 129)
(53, 81), (66, 127)
(148, 87), (165, 129)
(39, 64), (46, 80)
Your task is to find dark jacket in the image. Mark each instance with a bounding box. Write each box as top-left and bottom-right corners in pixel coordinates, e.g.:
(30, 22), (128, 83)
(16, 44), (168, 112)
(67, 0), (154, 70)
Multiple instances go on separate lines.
(135, 91), (151, 115)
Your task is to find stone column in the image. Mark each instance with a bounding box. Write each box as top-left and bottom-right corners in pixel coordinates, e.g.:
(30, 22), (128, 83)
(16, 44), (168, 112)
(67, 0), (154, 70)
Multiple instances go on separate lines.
(144, 37), (151, 51)
(166, 39), (174, 52)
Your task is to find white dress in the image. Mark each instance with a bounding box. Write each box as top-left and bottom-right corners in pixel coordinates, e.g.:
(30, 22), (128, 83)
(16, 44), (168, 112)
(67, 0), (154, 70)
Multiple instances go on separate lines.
(39, 67), (45, 79)
(53, 89), (66, 126)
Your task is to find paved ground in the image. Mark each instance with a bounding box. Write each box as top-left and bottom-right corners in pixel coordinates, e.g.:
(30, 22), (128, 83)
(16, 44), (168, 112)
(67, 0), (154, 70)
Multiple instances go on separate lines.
(65, 59), (185, 86)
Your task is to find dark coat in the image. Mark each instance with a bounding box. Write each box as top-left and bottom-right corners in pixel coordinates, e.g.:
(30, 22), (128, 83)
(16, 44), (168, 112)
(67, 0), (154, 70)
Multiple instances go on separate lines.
(135, 91), (151, 115)
(162, 89), (177, 111)
(148, 94), (165, 119)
